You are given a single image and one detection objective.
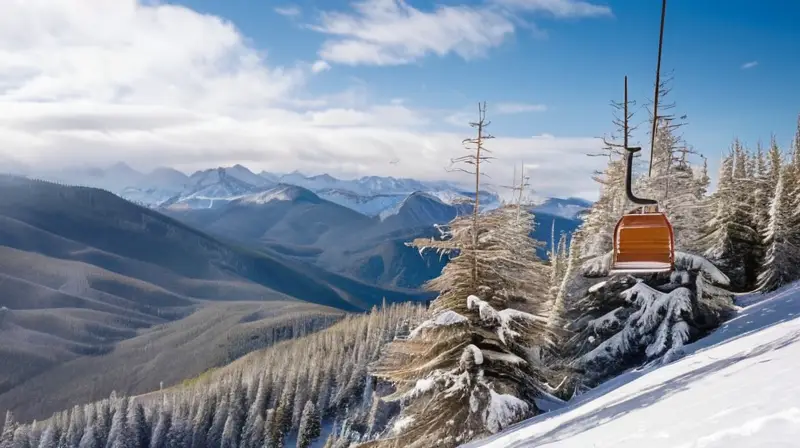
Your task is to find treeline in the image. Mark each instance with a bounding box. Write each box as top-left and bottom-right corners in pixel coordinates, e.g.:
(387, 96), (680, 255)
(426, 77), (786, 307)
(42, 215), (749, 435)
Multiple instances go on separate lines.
(0, 302), (426, 448)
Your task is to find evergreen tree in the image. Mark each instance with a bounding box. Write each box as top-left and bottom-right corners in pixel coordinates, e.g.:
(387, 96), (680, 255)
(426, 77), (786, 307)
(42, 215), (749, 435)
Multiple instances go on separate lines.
(757, 166), (800, 291)
(698, 148), (757, 290)
(1, 411), (15, 448)
(148, 407), (171, 448)
(564, 252), (735, 389)
(206, 389), (229, 447)
(271, 375), (295, 447)
(36, 420), (57, 448)
(11, 426), (30, 448)
(165, 412), (190, 448)
(105, 395), (128, 448)
(296, 401), (321, 448)
(226, 375), (247, 447)
(78, 407), (100, 448)
(732, 140), (762, 287)
(368, 105), (551, 447)
(242, 375), (267, 448)
(191, 391), (215, 448)
(261, 410), (276, 448)
(65, 405), (84, 448)
(752, 142), (771, 263)
(126, 401), (149, 448)
(220, 415), (237, 448)
(371, 206), (551, 447)
(96, 400), (112, 448)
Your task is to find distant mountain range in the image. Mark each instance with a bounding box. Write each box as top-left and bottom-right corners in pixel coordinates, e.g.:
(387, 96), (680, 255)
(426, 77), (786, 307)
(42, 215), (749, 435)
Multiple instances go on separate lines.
(32, 162), (502, 216)
(10, 162), (591, 288)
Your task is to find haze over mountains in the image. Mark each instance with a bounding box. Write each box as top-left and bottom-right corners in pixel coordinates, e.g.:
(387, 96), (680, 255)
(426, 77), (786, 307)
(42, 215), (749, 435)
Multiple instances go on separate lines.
(15, 162), (591, 288)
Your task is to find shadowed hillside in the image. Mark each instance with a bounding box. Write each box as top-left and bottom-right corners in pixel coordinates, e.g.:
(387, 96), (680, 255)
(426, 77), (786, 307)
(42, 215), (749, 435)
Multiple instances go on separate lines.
(0, 175), (427, 311)
(165, 187), (584, 289)
(164, 188), (472, 288)
(0, 175), (427, 421)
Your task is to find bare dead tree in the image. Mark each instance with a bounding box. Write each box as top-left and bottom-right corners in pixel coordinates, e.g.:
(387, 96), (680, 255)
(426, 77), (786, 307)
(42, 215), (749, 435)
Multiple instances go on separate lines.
(446, 102), (495, 286)
(500, 162), (532, 223)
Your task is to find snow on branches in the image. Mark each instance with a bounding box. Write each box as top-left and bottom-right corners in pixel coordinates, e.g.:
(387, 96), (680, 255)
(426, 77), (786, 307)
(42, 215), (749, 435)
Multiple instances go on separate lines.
(558, 250), (735, 389)
(370, 202), (552, 447)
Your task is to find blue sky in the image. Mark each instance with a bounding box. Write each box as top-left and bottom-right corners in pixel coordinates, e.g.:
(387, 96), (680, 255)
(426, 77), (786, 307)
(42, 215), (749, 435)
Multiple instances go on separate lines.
(178, 0), (800, 160)
(0, 0), (798, 199)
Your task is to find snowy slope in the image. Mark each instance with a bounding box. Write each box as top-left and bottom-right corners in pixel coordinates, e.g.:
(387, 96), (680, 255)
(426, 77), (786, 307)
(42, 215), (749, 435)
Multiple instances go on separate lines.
(466, 283), (800, 448)
(316, 188), (408, 216)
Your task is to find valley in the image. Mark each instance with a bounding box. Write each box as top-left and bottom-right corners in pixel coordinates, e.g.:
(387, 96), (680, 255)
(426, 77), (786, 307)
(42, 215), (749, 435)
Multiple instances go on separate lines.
(0, 174), (430, 421)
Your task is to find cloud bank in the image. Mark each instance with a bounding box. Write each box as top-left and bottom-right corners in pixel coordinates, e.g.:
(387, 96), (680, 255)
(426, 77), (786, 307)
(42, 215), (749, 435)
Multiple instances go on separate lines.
(0, 0), (609, 200)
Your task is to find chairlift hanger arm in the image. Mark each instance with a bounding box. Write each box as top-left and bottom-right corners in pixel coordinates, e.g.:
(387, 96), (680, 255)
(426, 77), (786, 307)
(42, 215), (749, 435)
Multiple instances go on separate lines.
(623, 75), (658, 206)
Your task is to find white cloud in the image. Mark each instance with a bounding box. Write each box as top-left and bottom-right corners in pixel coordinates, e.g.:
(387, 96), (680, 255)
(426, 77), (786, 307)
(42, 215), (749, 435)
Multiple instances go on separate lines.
(0, 0), (606, 200)
(310, 0), (516, 66)
(741, 60), (758, 70)
(491, 0), (612, 18)
(311, 60), (332, 73)
(308, 0), (612, 66)
(275, 5), (301, 17)
(496, 102), (547, 114)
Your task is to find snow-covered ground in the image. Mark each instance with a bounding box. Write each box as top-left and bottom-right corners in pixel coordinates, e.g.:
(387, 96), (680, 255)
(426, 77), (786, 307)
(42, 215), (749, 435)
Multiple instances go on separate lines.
(465, 282), (800, 447)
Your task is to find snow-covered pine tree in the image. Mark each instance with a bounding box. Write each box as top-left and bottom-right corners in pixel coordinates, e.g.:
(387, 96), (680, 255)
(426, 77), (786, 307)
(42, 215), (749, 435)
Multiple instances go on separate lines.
(546, 232), (569, 307)
(1, 411), (15, 448)
(78, 406), (99, 448)
(271, 374), (296, 447)
(751, 142), (771, 266)
(563, 251), (735, 388)
(127, 401), (148, 448)
(149, 405), (171, 448)
(190, 390), (215, 448)
(788, 116), (800, 255)
(241, 374), (266, 448)
(11, 425), (29, 448)
(105, 395), (128, 448)
(206, 385), (228, 447)
(365, 104), (552, 448)
(786, 114), (800, 207)
(165, 403), (191, 448)
(757, 164), (800, 291)
(64, 405), (84, 448)
(296, 401), (321, 448)
(36, 420), (57, 448)
(697, 146), (758, 290)
(96, 399), (112, 448)
(732, 140), (762, 287)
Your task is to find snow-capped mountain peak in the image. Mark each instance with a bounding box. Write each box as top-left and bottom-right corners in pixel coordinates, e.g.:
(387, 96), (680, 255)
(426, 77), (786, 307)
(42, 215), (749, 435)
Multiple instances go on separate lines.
(234, 184), (316, 205)
(532, 197), (593, 219)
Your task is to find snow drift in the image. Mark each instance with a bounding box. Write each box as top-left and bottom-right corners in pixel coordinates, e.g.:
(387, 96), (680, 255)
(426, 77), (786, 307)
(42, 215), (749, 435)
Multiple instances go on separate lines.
(465, 281), (800, 447)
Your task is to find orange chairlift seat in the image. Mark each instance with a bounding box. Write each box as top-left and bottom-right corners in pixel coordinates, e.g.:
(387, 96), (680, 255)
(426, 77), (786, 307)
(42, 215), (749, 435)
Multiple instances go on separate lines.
(610, 1), (674, 275)
(609, 146), (675, 275)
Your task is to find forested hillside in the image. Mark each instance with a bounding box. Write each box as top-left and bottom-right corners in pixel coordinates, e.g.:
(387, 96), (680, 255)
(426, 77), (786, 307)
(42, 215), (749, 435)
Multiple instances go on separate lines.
(0, 302), (427, 448)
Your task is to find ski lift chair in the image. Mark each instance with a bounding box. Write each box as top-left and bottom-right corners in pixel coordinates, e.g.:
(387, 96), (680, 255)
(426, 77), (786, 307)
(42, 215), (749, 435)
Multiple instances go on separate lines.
(609, 146), (675, 275)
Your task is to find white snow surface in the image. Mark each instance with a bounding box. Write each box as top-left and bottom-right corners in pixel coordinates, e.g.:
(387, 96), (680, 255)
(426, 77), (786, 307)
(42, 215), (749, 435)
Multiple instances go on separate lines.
(408, 310), (468, 339)
(316, 188), (406, 216)
(236, 185), (299, 204)
(465, 281), (800, 447)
